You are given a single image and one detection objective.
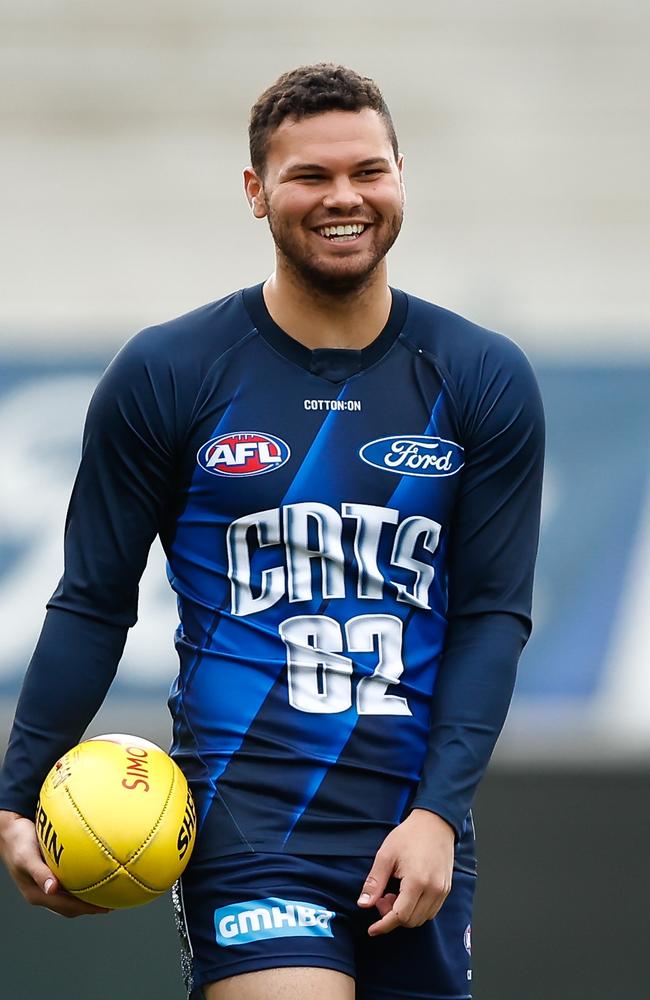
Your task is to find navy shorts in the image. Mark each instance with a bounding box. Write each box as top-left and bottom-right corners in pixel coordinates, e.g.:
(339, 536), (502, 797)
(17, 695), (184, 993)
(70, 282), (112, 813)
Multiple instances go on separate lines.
(173, 852), (476, 999)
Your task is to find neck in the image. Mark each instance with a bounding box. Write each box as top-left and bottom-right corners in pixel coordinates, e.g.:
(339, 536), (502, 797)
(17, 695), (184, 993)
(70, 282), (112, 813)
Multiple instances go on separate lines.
(262, 259), (392, 350)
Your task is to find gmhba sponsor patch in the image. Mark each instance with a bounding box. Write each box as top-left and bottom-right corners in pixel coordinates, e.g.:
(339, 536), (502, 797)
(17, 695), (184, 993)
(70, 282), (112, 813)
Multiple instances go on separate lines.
(214, 897), (335, 946)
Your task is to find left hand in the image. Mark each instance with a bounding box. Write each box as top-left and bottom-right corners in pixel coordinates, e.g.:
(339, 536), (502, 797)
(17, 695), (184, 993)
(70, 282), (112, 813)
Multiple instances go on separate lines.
(357, 809), (455, 936)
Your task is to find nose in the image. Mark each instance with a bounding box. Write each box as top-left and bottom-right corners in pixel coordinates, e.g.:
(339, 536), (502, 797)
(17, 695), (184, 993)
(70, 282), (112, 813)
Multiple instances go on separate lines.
(322, 176), (364, 212)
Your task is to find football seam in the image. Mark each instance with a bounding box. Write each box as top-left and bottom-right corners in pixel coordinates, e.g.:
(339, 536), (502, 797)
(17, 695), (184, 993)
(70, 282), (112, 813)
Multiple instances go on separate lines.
(74, 865), (163, 894)
(64, 786), (120, 865)
(64, 765), (177, 893)
(125, 761), (177, 867)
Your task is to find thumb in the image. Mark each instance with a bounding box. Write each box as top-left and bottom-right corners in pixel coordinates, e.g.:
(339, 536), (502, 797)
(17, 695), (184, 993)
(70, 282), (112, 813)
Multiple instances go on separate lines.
(357, 848), (395, 907)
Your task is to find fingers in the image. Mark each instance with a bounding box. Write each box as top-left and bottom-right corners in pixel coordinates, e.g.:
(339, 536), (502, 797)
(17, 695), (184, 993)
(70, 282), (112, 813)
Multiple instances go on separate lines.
(357, 847), (395, 908)
(35, 887), (111, 918)
(8, 819), (62, 900)
(16, 869), (112, 916)
(368, 908), (402, 936)
(367, 877), (419, 936)
(15, 868), (111, 917)
(373, 892), (397, 918)
(18, 838), (60, 897)
(2, 814), (57, 896)
(1, 812), (110, 918)
(358, 809), (456, 936)
(367, 875), (451, 936)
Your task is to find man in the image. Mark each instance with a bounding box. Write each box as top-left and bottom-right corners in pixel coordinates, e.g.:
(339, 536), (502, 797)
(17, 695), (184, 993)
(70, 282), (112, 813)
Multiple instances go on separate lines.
(0, 64), (544, 999)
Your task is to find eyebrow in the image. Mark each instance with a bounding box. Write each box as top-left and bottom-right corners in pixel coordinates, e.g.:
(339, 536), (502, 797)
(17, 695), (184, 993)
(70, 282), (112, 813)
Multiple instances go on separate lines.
(281, 157), (393, 177)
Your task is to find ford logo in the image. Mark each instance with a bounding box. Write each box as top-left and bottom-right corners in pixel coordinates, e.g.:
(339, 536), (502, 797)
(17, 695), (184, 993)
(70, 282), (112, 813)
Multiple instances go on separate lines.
(359, 435), (464, 477)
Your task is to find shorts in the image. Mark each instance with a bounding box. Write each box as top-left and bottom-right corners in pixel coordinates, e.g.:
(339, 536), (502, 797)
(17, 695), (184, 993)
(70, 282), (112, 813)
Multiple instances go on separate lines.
(173, 852), (476, 999)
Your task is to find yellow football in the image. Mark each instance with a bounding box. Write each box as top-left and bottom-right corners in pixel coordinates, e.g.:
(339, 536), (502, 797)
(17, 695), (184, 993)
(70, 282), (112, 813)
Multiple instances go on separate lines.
(35, 734), (196, 908)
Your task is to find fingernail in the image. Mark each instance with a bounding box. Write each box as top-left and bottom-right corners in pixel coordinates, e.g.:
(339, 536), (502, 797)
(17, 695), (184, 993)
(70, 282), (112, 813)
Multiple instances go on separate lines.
(358, 893), (371, 904)
(44, 878), (55, 894)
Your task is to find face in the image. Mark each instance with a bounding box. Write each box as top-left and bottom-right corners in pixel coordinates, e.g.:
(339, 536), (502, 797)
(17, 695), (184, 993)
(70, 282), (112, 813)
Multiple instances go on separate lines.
(245, 108), (404, 296)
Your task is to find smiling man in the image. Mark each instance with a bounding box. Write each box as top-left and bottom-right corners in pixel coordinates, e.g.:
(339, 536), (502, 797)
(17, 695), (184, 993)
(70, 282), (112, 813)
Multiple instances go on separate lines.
(0, 65), (544, 1000)
(248, 104), (403, 305)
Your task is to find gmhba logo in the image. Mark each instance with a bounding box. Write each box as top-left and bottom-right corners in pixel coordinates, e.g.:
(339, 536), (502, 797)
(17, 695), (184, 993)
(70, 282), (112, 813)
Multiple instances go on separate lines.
(214, 897), (335, 946)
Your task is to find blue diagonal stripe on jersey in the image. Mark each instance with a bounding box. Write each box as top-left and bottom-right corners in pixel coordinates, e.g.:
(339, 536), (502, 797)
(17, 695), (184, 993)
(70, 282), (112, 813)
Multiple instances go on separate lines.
(178, 381), (359, 823)
(167, 393), (242, 815)
(168, 392), (240, 687)
(278, 387), (453, 843)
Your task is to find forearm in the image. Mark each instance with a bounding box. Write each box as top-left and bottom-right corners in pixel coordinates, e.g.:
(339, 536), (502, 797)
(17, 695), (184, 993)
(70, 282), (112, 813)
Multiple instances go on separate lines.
(0, 607), (127, 817)
(412, 611), (528, 838)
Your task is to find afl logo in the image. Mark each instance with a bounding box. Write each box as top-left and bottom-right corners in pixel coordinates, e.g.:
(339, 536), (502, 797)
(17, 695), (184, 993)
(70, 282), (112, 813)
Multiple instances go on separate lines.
(359, 435), (464, 477)
(197, 431), (290, 477)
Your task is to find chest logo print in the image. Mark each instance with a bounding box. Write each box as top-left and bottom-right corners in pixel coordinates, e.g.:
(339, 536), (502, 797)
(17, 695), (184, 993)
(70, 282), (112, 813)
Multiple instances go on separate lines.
(197, 431), (291, 477)
(359, 435), (464, 477)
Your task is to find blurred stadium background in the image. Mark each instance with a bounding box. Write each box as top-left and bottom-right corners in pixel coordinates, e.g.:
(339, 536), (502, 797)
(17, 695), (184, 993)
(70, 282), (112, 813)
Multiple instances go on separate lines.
(1, 2), (648, 997)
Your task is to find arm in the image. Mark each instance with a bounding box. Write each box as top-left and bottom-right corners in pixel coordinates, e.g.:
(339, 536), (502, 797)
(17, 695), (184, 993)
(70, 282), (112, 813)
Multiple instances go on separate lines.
(359, 336), (545, 933)
(0, 334), (176, 914)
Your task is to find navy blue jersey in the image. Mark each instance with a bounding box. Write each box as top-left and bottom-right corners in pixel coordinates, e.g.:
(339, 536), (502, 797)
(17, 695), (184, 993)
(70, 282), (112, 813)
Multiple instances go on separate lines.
(0, 285), (544, 861)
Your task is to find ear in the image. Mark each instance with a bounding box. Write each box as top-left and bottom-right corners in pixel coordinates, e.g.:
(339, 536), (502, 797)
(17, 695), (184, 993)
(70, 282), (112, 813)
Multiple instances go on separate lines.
(243, 168), (268, 218)
(397, 153), (406, 203)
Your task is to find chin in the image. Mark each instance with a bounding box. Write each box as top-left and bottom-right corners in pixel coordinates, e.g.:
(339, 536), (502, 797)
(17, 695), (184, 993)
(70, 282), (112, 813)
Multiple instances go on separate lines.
(298, 261), (379, 296)
(292, 246), (385, 294)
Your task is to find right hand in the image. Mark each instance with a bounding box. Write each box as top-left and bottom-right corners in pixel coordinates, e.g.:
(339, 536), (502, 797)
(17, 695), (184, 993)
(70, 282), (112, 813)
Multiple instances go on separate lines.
(0, 809), (111, 917)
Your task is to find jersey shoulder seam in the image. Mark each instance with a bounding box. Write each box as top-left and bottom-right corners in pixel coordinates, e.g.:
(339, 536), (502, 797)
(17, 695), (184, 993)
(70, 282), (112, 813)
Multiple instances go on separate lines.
(180, 323), (259, 453)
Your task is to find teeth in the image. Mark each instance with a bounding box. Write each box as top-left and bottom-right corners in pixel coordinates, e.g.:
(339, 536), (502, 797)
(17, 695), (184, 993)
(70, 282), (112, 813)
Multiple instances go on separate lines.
(319, 223), (366, 238)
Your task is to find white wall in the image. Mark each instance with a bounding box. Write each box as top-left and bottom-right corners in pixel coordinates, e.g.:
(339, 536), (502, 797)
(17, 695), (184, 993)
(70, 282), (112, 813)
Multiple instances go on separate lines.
(1, 1), (648, 356)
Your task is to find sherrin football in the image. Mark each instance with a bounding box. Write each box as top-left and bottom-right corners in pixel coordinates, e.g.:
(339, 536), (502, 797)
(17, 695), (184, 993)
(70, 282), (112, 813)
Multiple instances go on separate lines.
(35, 734), (196, 908)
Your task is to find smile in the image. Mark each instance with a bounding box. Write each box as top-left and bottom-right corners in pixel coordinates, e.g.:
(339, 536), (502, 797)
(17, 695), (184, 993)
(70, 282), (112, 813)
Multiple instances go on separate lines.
(317, 223), (368, 242)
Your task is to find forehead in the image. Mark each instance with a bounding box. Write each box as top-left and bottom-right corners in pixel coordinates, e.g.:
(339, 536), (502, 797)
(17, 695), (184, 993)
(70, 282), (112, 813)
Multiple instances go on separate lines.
(264, 108), (395, 173)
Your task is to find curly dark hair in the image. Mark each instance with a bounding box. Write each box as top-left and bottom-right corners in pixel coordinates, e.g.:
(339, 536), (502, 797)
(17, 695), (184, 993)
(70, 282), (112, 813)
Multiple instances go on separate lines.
(249, 63), (399, 176)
